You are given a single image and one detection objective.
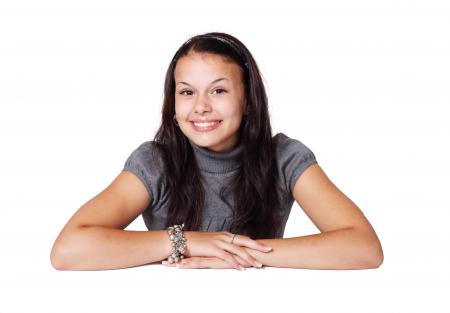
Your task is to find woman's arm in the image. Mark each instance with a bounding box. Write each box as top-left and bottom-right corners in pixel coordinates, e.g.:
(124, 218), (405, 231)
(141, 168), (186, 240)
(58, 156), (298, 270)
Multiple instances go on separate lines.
(50, 171), (174, 270)
(51, 227), (174, 271)
(173, 226), (381, 270)
(244, 227), (382, 269)
(246, 164), (383, 269)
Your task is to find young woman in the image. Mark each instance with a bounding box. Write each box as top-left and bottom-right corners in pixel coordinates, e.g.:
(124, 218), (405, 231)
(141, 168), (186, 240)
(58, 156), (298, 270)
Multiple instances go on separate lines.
(50, 32), (383, 271)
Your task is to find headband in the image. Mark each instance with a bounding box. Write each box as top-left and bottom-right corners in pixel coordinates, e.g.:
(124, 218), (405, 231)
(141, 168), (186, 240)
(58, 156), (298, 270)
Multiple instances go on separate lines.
(173, 35), (249, 68)
(200, 35), (249, 68)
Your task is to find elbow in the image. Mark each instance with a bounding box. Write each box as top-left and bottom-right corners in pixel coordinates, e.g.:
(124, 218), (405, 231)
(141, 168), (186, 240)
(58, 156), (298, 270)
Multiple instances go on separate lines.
(352, 229), (384, 269)
(50, 226), (89, 270)
(355, 248), (383, 270)
(50, 242), (71, 271)
(372, 247), (384, 268)
(50, 234), (81, 271)
(365, 250), (384, 269)
(50, 248), (64, 271)
(364, 240), (384, 269)
(371, 235), (384, 268)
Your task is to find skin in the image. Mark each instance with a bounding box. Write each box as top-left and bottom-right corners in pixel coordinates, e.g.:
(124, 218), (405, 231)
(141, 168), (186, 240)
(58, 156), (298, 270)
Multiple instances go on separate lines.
(173, 52), (248, 153)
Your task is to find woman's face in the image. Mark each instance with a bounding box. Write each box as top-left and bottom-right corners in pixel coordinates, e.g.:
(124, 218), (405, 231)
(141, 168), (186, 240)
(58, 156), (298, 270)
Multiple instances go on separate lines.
(174, 52), (247, 153)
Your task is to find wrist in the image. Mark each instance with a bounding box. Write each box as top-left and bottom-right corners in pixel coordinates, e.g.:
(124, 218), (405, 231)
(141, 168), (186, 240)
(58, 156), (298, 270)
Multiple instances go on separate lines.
(183, 231), (194, 257)
(166, 223), (187, 263)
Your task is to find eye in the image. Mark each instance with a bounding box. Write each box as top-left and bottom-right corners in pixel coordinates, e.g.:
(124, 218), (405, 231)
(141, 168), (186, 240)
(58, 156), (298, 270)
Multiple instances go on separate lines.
(179, 90), (193, 96)
(212, 88), (227, 94)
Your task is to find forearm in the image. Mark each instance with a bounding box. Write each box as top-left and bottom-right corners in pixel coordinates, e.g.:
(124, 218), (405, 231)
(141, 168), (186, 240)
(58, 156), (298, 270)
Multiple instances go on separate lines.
(244, 227), (384, 270)
(51, 226), (171, 271)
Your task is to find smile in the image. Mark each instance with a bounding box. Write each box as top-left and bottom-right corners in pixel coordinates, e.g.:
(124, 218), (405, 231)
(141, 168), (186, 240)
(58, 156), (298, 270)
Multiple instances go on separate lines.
(191, 121), (222, 132)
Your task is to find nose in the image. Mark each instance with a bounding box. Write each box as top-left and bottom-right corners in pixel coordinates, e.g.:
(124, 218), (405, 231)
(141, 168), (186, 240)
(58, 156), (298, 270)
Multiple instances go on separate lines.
(194, 94), (212, 114)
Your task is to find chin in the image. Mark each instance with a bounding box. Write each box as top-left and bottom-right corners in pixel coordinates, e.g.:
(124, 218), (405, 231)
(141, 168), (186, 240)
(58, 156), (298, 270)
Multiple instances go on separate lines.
(181, 122), (239, 151)
(191, 136), (221, 147)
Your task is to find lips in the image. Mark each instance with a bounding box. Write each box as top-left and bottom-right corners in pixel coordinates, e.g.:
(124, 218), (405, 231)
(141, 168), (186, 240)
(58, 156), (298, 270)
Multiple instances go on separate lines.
(190, 119), (222, 123)
(191, 120), (222, 132)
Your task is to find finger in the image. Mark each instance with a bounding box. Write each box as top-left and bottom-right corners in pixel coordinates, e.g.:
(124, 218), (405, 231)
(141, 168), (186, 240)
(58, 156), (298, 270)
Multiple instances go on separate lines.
(218, 241), (262, 268)
(177, 257), (199, 266)
(176, 258), (200, 269)
(178, 257), (206, 268)
(234, 255), (253, 268)
(216, 250), (245, 271)
(232, 234), (272, 253)
(209, 257), (237, 269)
(162, 261), (176, 267)
(177, 257), (229, 269)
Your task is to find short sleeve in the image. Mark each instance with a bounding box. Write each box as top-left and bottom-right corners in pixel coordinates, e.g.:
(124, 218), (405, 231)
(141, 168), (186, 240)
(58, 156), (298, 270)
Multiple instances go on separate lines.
(274, 133), (318, 196)
(122, 141), (165, 207)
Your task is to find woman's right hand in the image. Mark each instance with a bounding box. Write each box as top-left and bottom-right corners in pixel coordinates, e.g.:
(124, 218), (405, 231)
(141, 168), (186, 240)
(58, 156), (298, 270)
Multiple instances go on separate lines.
(182, 231), (272, 270)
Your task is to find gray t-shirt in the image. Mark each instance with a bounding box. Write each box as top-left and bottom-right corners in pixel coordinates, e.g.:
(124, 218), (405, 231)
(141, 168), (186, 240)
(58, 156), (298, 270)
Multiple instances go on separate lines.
(123, 132), (317, 238)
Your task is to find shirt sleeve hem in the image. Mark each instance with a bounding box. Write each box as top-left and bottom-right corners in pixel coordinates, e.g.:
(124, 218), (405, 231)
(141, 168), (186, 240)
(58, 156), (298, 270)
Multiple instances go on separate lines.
(122, 165), (153, 203)
(289, 158), (318, 196)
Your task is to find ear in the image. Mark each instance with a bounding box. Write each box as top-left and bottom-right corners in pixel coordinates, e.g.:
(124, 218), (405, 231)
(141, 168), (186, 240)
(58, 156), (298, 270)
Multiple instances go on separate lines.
(244, 99), (249, 115)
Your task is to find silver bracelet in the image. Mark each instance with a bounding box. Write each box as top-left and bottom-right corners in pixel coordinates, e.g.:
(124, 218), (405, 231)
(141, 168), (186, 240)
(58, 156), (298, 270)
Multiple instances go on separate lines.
(166, 223), (187, 264)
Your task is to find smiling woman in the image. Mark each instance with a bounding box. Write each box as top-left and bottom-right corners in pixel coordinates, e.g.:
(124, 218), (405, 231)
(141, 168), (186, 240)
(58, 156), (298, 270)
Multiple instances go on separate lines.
(50, 32), (383, 271)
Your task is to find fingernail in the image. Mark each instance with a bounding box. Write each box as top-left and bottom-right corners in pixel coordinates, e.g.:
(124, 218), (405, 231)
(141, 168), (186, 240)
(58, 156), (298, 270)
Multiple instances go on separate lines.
(255, 262), (263, 267)
(265, 246), (272, 251)
(162, 261), (168, 265)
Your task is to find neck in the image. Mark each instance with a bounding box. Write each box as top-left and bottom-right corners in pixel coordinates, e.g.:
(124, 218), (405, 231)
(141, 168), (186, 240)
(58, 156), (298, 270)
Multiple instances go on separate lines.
(188, 138), (244, 174)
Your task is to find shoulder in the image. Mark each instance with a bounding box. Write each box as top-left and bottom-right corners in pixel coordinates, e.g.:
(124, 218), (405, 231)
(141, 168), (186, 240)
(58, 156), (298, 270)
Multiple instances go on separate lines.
(126, 140), (163, 161)
(272, 132), (318, 195)
(128, 140), (159, 155)
(273, 132), (316, 160)
(123, 140), (165, 176)
(122, 140), (166, 205)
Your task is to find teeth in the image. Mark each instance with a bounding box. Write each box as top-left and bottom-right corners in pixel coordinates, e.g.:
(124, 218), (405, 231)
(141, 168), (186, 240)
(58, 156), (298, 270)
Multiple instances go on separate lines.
(193, 121), (219, 127)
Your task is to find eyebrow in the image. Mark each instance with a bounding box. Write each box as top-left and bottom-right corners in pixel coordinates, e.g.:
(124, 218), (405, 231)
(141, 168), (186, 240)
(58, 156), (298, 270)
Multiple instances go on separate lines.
(176, 77), (230, 86)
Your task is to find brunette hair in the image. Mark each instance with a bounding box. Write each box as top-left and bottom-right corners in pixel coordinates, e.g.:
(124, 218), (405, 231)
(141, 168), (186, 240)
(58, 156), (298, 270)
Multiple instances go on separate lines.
(153, 32), (282, 239)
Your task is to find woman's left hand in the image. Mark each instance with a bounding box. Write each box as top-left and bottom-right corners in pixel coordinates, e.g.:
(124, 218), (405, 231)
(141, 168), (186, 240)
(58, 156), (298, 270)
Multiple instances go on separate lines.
(162, 256), (262, 270)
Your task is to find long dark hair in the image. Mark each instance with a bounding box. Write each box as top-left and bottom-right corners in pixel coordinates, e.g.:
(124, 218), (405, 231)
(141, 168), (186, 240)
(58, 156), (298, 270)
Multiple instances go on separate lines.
(153, 32), (282, 239)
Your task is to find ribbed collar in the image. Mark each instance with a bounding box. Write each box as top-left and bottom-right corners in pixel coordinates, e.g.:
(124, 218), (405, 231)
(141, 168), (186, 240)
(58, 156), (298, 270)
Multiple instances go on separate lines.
(188, 139), (244, 174)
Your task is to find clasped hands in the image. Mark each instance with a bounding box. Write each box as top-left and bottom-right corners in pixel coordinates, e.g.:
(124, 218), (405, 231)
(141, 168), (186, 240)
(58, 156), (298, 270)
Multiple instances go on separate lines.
(161, 231), (272, 270)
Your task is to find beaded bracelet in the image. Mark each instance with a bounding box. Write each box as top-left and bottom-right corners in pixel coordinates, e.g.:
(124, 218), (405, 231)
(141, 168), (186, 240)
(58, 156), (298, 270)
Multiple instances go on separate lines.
(167, 223), (187, 264)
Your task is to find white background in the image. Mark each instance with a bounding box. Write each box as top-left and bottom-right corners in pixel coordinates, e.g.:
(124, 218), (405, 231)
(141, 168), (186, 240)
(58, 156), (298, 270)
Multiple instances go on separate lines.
(1, 0), (449, 312)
